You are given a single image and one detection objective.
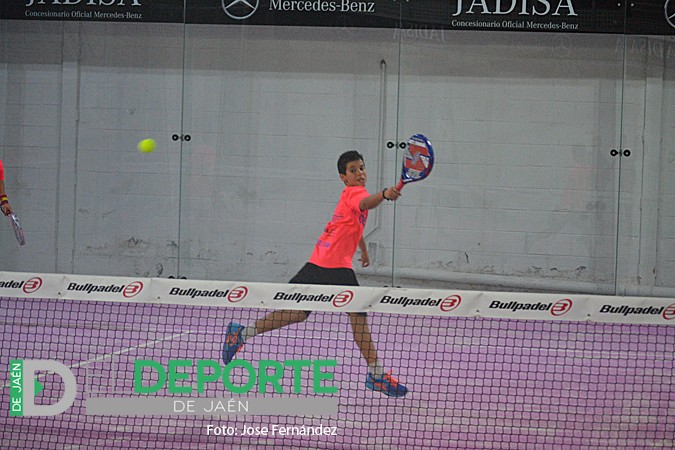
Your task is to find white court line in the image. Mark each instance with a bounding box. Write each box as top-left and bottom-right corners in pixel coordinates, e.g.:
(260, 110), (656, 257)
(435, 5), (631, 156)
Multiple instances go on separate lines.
(2, 330), (193, 389)
(83, 330), (194, 395)
(72, 330), (193, 369)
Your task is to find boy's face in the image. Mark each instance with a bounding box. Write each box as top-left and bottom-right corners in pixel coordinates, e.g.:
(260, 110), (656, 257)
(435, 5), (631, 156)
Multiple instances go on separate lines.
(340, 159), (367, 187)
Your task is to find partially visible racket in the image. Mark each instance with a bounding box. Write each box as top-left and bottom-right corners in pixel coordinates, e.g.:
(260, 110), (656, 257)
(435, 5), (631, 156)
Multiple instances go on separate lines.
(396, 134), (434, 190)
(10, 213), (25, 246)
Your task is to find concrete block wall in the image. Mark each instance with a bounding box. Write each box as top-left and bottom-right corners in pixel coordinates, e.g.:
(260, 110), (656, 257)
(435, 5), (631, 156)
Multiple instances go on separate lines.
(0, 21), (672, 296)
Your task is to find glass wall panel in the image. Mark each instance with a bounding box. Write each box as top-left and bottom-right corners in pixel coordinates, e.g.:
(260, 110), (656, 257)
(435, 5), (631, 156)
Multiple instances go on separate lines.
(393, 31), (627, 294)
(73, 23), (185, 277)
(0, 21), (65, 272)
(657, 36), (675, 295)
(617, 35), (675, 297)
(178, 26), (401, 283)
(0, 21), (186, 277)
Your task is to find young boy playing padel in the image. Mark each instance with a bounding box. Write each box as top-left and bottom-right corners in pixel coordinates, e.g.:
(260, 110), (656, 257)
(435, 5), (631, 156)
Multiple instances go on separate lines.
(222, 150), (408, 397)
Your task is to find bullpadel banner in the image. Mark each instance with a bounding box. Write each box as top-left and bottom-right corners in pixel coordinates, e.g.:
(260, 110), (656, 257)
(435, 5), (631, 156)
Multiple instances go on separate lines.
(2, 1), (675, 35)
(1, 271), (674, 324)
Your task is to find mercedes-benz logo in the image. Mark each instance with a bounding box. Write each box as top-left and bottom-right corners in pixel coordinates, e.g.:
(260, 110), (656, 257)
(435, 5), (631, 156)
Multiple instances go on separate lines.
(222, 0), (259, 20)
(666, 0), (675, 29)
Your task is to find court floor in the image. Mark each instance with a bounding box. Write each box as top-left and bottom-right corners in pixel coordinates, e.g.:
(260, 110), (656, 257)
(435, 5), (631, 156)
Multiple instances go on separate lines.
(1, 298), (673, 449)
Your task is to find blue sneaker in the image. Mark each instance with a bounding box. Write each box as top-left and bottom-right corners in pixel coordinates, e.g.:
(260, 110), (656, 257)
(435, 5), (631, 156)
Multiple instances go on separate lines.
(366, 372), (408, 397)
(222, 322), (245, 364)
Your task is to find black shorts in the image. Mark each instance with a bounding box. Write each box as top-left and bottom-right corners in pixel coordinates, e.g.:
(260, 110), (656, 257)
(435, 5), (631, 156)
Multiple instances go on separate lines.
(289, 263), (364, 317)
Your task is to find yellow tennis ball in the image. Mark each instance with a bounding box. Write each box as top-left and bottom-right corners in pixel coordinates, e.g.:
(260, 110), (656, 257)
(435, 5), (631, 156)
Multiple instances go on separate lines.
(137, 138), (156, 153)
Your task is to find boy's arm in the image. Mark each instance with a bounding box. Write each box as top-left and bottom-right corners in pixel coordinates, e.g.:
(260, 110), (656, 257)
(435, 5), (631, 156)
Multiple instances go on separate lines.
(0, 180), (11, 216)
(358, 237), (370, 267)
(359, 186), (401, 211)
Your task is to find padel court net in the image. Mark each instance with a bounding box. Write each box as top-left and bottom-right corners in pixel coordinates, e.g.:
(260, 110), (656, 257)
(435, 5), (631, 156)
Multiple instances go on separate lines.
(1, 273), (673, 449)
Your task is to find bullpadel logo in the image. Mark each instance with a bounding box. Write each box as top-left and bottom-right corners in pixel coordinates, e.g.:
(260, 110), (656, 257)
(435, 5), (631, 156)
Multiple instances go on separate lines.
(9, 360), (76, 417)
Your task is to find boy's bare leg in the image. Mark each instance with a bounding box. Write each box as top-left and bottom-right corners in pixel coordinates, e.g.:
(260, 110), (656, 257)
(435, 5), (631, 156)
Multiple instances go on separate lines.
(349, 312), (408, 397)
(252, 310), (309, 334)
(348, 312), (378, 366)
(223, 310), (308, 364)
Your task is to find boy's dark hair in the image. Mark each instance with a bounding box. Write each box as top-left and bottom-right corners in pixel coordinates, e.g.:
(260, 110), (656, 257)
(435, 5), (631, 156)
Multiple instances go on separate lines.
(337, 150), (364, 175)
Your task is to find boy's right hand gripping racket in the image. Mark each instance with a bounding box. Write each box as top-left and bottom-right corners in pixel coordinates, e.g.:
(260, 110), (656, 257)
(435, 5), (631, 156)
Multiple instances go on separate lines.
(10, 213), (26, 246)
(396, 134), (434, 190)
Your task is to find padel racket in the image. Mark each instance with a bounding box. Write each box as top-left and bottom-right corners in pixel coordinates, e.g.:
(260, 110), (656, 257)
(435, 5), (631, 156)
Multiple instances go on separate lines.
(396, 134), (434, 190)
(10, 213), (25, 246)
